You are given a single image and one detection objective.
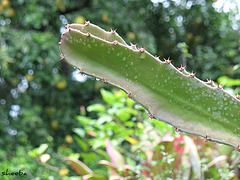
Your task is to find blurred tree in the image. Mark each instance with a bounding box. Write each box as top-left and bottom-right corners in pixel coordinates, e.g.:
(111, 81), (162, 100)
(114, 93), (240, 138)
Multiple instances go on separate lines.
(0, 0), (99, 154)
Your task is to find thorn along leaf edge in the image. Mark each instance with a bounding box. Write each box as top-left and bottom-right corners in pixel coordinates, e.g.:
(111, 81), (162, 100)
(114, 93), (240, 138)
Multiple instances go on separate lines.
(59, 22), (240, 150)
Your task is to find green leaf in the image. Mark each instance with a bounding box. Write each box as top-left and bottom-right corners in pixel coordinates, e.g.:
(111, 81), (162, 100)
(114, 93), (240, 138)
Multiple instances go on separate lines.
(100, 89), (115, 105)
(105, 139), (125, 169)
(126, 98), (135, 107)
(97, 114), (112, 124)
(217, 76), (240, 86)
(87, 103), (106, 112)
(116, 107), (138, 121)
(63, 157), (93, 175)
(98, 160), (117, 174)
(28, 144), (48, 158)
(75, 115), (91, 126)
(73, 128), (86, 138)
(115, 108), (131, 121)
(125, 121), (135, 127)
(74, 135), (89, 152)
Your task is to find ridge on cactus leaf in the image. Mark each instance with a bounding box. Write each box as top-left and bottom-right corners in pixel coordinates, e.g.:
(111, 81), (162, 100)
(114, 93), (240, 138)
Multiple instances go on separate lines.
(59, 21), (240, 149)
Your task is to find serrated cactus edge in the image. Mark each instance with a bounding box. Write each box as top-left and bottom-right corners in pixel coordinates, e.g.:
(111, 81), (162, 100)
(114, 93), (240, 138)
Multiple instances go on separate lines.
(59, 22), (240, 149)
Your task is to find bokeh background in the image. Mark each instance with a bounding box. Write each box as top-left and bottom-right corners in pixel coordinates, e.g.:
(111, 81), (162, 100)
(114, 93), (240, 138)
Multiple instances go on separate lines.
(0, 0), (240, 179)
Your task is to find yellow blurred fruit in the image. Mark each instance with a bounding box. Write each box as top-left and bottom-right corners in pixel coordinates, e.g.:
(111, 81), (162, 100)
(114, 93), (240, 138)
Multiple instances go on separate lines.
(1, 0), (10, 8)
(61, 144), (67, 149)
(11, 78), (19, 86)
(59, 169), (69, 176)
(25, 74), (34, 82)
(55, 0), (65, 11)
(40, 154), (51, 163)
(194, 35), (202, 44)
(186, 33), (193, 41)
(46, 135), (53, 142)
(56, 79), (67, 90)
(0, 5), (4, 12)
(74, 16), (85, 24)
(8, 8), (15, 18)
(51, 120), (58, 130)
(126, 32), (136, 40)
(45, 107), (56, 115)
(65, 135), (73, 144)
(102, 14), (109, 23)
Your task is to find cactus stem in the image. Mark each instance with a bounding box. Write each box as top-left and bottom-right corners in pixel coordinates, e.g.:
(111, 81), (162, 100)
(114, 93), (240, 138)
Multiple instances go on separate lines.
(138, 46), (145, 53)
(85, 20), (90, 26)
(189, 71), (196, 78)
(178, 64), (185, 71)
(205, 135), (211, 142)
(163, 57), (172, 64)
(60, 54), (65, 61)
(86, 32), (91, 37)
(60, 22), (240, 148)
(112, 40), (118, 45)
(110, 28), (117, 34)
(148, 113), (154, 119)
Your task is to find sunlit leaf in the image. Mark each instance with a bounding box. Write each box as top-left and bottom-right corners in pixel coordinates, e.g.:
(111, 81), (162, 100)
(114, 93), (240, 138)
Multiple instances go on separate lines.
(28, 144), (48, 158)
(218, 76), (240, 86)
(125, 136), (138, 145)
(105, 139), (125, 169)
(75, 116), (91, 126)
(87, 104), (106, 112)
(100, 89), (115, 105)
(63, 157), (93, 175)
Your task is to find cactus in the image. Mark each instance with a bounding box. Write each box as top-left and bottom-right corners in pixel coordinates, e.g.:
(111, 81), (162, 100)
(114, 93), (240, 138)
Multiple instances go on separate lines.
(59, 22), (240, 149)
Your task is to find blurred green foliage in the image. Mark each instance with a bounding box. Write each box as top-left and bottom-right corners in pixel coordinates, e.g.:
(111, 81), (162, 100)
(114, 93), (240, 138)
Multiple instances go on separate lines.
(0, 0), (239, 179)
(65, 88), (239, 179)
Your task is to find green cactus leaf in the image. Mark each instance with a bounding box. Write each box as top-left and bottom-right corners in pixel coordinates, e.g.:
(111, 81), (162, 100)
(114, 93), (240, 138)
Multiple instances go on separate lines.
(59, 22), (240, 148)
(69, 22), (127, 45)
